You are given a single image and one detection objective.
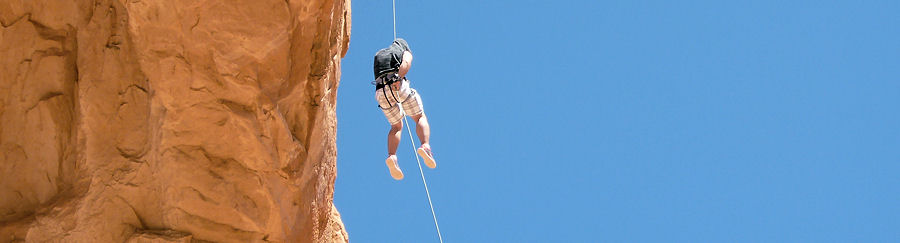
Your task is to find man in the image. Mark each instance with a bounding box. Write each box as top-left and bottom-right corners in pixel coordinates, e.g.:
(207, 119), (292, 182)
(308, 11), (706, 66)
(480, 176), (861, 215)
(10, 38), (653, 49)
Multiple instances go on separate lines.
(373, 38), (436, 180)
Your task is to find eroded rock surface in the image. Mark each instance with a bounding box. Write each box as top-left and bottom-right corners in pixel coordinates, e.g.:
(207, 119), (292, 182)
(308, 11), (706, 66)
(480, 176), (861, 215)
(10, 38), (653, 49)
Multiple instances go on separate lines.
(0, 0), (351, 242)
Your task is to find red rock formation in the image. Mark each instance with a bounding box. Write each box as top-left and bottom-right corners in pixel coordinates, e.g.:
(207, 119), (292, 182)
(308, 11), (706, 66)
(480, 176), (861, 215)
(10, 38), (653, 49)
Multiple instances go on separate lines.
(0, 0), (350, 242)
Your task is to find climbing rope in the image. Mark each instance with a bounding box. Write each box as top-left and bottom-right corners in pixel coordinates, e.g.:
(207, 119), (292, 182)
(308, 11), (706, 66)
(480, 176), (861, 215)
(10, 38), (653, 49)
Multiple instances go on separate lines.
(391, 1), (442, 241)
(392, 0), (397, 39)
(398, 102), (444, 243)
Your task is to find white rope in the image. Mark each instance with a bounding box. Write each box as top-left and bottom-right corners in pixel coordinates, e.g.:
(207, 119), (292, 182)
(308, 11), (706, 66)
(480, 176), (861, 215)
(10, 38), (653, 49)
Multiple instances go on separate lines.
(392, 0), (397, 39)
(398, 102), (444, 243)
(390, 2), (442, 241)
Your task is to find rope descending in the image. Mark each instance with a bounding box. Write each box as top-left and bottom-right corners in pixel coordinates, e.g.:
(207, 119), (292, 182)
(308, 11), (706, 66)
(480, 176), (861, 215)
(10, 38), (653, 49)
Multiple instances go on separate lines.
(391, 1), (442, 241)
(398, 102), (444, 243)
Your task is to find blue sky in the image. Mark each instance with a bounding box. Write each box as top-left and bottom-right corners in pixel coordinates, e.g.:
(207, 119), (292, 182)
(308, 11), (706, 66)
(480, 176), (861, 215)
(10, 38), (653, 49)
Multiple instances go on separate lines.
(334, 0), (899, 242)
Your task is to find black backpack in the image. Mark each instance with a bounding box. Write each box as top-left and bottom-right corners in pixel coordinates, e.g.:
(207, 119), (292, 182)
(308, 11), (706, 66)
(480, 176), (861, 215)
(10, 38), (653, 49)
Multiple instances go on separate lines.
(373, 38), (411, 79)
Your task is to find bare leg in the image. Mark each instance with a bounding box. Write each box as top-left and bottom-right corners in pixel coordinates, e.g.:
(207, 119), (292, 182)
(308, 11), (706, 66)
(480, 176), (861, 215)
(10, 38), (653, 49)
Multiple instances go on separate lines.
(412, 113), (431, 147)
(387, 121), (403, 156)
(412, 113), (436, 168)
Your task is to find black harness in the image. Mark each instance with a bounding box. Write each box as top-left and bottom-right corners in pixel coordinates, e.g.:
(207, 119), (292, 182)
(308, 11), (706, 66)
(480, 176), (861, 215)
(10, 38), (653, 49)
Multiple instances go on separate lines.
(372, 73), (407, 109)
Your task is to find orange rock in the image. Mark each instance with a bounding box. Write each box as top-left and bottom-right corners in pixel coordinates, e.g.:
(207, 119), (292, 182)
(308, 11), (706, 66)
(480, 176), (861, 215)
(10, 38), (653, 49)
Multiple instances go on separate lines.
(0, 0), (351, 242)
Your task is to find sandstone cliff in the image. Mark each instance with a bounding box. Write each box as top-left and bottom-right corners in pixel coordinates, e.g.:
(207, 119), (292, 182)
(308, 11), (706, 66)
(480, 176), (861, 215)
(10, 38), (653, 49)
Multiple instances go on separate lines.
(0, 0), (350, 242)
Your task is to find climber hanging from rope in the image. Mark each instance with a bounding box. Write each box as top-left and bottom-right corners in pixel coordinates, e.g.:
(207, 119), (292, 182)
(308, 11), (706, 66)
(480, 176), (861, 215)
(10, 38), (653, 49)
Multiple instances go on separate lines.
(373, 38), (436, 180)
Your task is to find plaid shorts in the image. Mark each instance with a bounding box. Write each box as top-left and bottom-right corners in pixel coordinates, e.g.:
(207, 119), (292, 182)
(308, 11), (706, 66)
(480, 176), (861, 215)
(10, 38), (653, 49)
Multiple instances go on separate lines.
(375, 79), (424, 125)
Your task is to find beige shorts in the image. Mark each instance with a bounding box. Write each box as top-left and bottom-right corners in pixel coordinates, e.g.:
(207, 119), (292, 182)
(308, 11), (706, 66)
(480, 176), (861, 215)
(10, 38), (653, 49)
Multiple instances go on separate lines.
(375, 79), (424, 125)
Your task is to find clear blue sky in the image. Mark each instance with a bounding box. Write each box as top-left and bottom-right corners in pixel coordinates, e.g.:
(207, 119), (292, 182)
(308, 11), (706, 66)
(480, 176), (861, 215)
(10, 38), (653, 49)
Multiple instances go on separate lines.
(334, 0), (899, 242)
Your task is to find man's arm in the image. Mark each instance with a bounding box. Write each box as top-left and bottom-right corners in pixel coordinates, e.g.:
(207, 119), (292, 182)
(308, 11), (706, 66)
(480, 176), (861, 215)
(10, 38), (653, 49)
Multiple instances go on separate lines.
(398, 51), (413, 78)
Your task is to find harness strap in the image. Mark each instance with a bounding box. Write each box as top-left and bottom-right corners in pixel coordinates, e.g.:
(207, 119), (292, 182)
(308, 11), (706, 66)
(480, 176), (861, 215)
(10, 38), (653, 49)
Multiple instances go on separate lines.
(375, 73), (399, 108)
(376, 74), (411, 109)
(382, 85), (392, 108)
(378, 84), (415, 111)
(388, 84), (400, 104)
(373, 73), (399, 90)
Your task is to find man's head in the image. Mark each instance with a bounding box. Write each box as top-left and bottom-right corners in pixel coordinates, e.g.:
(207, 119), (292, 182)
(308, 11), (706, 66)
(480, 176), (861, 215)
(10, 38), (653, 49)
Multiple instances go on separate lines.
(393, 38), (411, 53)
(393, 38), (413, 66)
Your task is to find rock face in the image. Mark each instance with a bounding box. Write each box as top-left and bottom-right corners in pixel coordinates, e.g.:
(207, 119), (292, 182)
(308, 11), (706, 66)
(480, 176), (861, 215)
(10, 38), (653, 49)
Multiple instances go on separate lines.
(0, 0), (351, 242)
